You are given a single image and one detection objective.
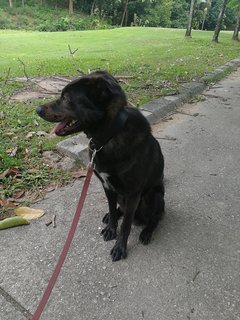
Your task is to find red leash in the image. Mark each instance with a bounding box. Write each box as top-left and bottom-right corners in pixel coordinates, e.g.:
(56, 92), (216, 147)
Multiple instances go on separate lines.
(32, 164), (94, 320)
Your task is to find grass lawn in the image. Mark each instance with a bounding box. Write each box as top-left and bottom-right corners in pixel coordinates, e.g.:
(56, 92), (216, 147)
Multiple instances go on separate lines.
(0, 27), (240, 217)
(1, 27), (240, 104)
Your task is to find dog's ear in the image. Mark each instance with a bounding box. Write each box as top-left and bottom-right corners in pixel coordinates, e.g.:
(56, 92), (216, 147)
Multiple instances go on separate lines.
(91, 75), (121, 96)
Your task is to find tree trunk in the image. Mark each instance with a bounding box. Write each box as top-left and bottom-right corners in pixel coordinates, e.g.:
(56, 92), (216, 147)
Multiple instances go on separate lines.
(212, 0), (228, 42)
(201, 8), (208, 31)
(112, 0), (115, 25)
(185, 0), (196, 37)
(91, 0), (95, 15)
(9, 0), (13, 8)
(232, 11), (240, 41)
(121, 0), (129, 27)
(69, 0), (73, 16)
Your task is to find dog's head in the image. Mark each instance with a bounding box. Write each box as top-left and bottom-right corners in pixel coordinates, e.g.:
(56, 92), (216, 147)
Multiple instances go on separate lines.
(36, 71), (127, 136)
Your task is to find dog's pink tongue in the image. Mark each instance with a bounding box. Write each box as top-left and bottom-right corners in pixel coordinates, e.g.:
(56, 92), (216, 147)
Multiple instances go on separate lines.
(50, 121), (68, 134)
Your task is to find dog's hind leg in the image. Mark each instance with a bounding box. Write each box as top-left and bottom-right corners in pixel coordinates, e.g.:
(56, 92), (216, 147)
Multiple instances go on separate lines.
(139, 185), (165, 245)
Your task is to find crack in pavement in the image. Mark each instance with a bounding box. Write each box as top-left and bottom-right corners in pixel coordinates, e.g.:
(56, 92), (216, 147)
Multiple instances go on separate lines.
(0, 286), (33, 319)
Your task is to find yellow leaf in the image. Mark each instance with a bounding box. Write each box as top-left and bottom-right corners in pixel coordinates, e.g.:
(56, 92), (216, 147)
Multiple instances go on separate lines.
(14, 207), (45, 220)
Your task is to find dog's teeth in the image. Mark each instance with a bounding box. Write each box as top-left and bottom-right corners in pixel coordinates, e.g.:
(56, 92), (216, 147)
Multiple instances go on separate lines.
(65, 120), (77, 129)
(69, 120), (77, 127)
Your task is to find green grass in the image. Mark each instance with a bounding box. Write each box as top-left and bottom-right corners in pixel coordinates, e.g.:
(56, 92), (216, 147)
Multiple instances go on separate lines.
(0, 27), (240, 216)
(0, 81), (72, 219)
(1, 27), (240, 102)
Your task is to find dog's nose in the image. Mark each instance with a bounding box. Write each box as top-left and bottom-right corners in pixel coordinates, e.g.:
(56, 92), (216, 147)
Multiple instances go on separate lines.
(36, 105), (43, 116)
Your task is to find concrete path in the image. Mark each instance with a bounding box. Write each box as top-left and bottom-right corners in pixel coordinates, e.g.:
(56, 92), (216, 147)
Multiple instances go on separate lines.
(1, 69), (240, 320)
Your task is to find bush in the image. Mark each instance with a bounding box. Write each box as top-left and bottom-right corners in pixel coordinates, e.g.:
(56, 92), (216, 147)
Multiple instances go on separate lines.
(36, 15), (110, 32)
(0, 5), (112, 32)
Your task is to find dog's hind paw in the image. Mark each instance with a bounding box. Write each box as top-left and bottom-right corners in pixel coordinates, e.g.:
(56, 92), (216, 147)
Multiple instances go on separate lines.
(139, 228), (153, 245)
(110, 243), (127, 262)
(101, 226), (117, 241)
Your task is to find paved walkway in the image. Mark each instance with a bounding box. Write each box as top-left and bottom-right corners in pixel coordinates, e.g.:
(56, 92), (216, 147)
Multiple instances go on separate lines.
(1, 69), (240, 320)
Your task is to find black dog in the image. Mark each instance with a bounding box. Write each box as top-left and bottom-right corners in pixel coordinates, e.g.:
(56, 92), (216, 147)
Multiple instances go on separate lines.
(36, 71), (165, 261)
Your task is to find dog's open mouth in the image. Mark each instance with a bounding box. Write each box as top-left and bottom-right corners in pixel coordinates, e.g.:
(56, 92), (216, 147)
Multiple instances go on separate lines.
(51, 119), (81, 136)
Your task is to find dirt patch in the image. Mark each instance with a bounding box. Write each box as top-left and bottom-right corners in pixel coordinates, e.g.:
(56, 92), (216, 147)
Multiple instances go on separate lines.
(10, 76), (76, 102)
(10, 74), (135, 102)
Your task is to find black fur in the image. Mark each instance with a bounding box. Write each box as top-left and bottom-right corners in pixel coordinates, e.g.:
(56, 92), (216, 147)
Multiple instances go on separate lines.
(36, 71), (165, 261)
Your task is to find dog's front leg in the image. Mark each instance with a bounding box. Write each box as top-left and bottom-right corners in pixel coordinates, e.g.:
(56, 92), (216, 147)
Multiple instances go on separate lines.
(111, 194), (140, 262)
(101, 189), (118, 241)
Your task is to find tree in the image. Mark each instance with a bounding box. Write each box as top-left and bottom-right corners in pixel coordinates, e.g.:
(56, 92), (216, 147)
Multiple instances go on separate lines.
(212, 0), (229, 42)
(200, 0), (212, 30)
(229, 0), (240, 40)
(143, 0), (173, 27)
(9, 0), (13, 7)
(69, 0), (74, 15)
(185, 0), (196, 37)
(171, 0), (189, 28)
(232, 12), (240, 40)
(121, 0), (129, 26)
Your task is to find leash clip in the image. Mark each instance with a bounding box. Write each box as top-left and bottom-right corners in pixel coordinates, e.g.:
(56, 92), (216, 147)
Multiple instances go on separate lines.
(88, 138), (103, 169)
(89, 149), (97, 169)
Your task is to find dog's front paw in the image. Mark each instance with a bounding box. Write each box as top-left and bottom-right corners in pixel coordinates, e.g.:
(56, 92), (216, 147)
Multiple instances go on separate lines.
(101, 226), (117, 241)
(102, 213), (109, 224)
(110, 242), (127, 262)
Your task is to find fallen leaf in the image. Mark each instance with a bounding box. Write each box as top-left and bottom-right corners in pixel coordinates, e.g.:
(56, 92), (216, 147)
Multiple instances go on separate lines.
(0, 216), (29, 230)
(36, 131), (49, 137)
(26, 132), (36, 139)
(14, 207), (45, 220)
(12, 190), (25, 199)
(27, 168), (39, 174)
(7, 197), (26, 204)
(7, 146), (18, 157)
(38, 141), (43, 154)
(0, 168), (13, 178)
(0, 111), (5, 119)
(70, 169), (87, 179)
(6, 132), (15, 137)
(23, 148), (29, 155)
(45, 185), (56, 192)
(0, 167), (20, 178)
(0, 198), (18, 208)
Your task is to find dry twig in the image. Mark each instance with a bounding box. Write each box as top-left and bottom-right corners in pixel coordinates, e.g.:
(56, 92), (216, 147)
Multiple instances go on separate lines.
(192, 270), (200, 282)
(176, 110), (199, 117)
(155, 135), (177, 141)
(4, 67), (11, 84)
(17, 58), (29, 80)
(68, 44), (85, 75)
(45, 220), (52, 227)
(52, 214), (56, 228)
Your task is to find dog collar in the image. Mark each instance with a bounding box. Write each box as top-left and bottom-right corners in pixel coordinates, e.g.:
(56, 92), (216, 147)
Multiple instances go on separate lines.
(88, 109), (128, 150)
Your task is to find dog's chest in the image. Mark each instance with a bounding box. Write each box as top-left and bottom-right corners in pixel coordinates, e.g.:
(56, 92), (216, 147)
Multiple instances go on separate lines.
(96, 170), (115, 191)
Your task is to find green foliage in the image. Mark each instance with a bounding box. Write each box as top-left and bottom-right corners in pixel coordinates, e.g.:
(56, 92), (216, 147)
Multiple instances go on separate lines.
(228, 0), (240, 12)
(170, 0), (189, 28)
(141, 0), (173, 27)
(0, 0), (238, 31)
(37, 16), (110, 32)
(0, 5), (111, 31)
(201, 0), (236, 30)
